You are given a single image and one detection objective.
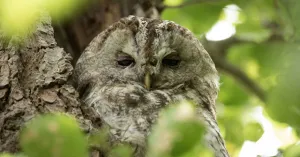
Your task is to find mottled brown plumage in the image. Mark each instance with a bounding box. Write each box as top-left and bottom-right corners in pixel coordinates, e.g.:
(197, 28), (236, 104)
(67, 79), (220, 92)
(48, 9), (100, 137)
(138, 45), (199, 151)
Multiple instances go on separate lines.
(74, 16), (229, 157)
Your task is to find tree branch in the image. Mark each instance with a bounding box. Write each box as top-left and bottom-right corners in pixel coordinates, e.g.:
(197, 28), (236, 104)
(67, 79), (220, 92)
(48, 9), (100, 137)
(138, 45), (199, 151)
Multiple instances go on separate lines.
(201, 36), (267, 102)
(213, 56), (266, 102)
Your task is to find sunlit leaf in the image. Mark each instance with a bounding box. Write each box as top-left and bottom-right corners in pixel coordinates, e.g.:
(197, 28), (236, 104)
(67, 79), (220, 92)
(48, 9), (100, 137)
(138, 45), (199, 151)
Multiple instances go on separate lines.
(0, 154), (16, 157)
(0, 0), (40, 36)
(270, 121), (298, 148)
(164, 0), (184, 6)
(0, 0), (87, 36)
(284, 144), (300, 157)
(243, 122), (263, 141)
(0, 154), (27, 157)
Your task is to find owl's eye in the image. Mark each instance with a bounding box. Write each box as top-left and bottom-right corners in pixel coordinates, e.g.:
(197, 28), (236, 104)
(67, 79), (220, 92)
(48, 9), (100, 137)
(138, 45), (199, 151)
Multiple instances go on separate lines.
(162, 55), (180, 67)
(117, 56), (135, 67)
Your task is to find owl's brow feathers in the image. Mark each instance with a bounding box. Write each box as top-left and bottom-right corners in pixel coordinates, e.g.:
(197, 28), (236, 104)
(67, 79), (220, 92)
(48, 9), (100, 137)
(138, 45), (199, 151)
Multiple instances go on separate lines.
(86, 16), (194, 56)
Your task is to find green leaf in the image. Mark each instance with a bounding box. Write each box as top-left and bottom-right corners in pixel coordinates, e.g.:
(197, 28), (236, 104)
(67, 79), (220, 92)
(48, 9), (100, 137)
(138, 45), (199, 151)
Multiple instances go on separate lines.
(233, 0), (275, 42)
(88, 125), (110, 152)
(20, 113), (89, 157)
(243, 122), (263, 141)
(0, 154), (16, 157)
(218, 109), (245, 146)
(0, 0), (88, 36)
(284, 144), (300, 157)
(267, 50), (300, 129)
(248, 43), (287, 78)
(161, 9), (194, 32)
(108, 144), (133, 157)
(180, 143), (214, 157)
(170, 120), (205, 156)
(278, 0), (300, 41)
(227, 42), (291, 90)
(218, 74), (249, 106)
(147, 101), (207, 157)
(164, 0), (183, 6)
(162, 2), (228, 34)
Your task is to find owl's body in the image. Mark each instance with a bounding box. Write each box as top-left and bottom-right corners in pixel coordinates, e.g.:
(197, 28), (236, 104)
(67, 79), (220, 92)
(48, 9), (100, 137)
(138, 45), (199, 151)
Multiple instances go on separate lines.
(74, 16), (229, 157)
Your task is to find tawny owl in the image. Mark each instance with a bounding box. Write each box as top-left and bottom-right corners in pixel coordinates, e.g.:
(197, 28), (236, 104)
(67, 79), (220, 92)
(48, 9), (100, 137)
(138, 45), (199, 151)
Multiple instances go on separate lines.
(74, 16), (229, 157)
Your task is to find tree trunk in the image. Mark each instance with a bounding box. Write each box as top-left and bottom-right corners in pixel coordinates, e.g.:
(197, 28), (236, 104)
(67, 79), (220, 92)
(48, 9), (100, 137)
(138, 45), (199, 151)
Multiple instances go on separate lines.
(0, 0), (162, 153)
(0, 12), (90, 152)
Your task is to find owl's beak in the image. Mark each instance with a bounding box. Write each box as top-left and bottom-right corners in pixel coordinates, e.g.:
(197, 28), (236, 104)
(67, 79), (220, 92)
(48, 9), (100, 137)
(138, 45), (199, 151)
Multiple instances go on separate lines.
(144, 72), (151, 90)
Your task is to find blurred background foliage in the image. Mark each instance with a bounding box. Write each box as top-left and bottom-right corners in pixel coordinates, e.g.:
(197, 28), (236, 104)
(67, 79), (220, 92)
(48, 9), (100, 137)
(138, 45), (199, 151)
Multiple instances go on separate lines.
(0, 0), (88, 36)
(1, 0), (300, 156)
(162, 0), (300, 156)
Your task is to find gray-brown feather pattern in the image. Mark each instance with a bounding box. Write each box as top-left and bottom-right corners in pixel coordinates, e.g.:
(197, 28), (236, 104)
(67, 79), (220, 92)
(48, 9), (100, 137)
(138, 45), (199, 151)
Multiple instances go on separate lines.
(74, 16), (229, 157)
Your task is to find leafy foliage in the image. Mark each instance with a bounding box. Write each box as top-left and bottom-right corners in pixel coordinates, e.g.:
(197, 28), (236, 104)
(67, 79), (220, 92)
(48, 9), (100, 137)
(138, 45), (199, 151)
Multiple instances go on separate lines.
(0, 102), (212, 157)
(0, 0), (87, 36)
(147, 101), (210, 157)
(1, 0), (300, 156)
(162, 2), (227, 34)
(284, 144), (300, 157)
(20, 114), (89, 157)
(162, 0), (300, 156)
(267, 52), (300, 132)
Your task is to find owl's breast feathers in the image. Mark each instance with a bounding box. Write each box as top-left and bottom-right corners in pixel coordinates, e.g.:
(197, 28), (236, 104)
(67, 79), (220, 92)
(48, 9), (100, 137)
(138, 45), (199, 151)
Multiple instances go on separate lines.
(84, 81), (228, 157)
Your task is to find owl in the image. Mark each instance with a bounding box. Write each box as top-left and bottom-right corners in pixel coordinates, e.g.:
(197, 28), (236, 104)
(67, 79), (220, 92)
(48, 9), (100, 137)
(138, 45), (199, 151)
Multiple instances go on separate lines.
(74, 16), (229, 157)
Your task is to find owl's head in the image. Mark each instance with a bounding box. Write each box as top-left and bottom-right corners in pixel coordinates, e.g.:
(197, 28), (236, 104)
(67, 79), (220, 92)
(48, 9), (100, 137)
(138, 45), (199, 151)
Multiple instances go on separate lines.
(74, 16), (219, 111)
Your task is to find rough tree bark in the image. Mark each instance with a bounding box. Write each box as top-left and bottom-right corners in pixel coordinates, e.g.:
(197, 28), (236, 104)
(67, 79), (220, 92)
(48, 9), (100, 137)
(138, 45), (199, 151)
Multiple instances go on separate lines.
(0, 0), (162, 153)
(0, 12), (93, 152)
